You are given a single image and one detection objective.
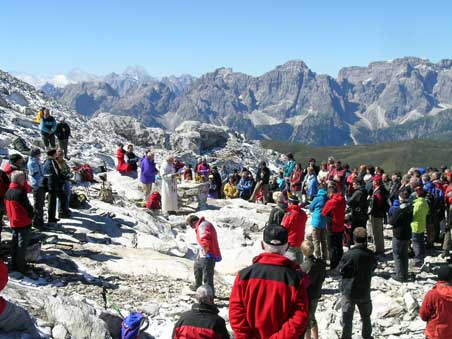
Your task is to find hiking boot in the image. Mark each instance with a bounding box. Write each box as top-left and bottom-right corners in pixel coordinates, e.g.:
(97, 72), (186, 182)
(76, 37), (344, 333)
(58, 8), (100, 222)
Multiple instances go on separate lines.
(189, 284), (198, 292)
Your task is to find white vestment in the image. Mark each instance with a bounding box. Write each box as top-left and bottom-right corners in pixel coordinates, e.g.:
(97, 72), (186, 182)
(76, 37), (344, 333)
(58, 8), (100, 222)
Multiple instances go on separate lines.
(160, 161), (178, 213)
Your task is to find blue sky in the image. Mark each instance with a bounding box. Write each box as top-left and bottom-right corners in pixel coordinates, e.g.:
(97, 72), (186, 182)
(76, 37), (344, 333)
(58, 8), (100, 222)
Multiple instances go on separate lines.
(2, 0), (452, 77)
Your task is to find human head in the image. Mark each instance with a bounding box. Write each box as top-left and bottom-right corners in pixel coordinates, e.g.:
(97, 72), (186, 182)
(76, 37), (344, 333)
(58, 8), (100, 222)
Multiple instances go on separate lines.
(416, 186), (426, 198)
(309, 158), (316, 165)
(30, 148), (41, 159)
(127, 144), (134, 152)
(208, 174), (214, 181)
(295, 163), (302, 171)
(352, 178), (361, 190)
(288, 195), (300, 205)
(328, 156), (335, 165)
(286, 153), (294, 162)
(195, 285), (214, 305)
(273, 191), (284, 204)
(321, 162), (327, 169)
(307, 166), (314, 175)
(56, 147), (64, 159)
(117, 142), (124, 148)
(166, 155), (175, 164)
(43, 108), (50, 117)
(47, 149), (57, 159)
(260, 161), (266, 168)
(436, 265), (452, 282)
(353, 227), (367, 244)
(301, 240), (314, 258)
(335, 160), (342, 168)
(228, 175), (235, 184)
(186, 215), (200, 228)
(373, 175), (382, 188)
(9, 153), (24, 167)
(59, 117), (66, 123)
(262, 224), (289, 254)
(399, 190), (410, 202)
(327, 186), (337, 197)
(10, 170), (25, 186)
(146, 151), (154, 160)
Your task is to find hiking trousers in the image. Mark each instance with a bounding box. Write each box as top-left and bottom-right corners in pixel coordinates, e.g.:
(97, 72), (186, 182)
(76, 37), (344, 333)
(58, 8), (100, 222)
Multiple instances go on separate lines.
(412, 232), (425, 267)
(11, 227), (31, 273)
(48, 190), (67, 222)
(32, 187), (45, 229)
(370, 216), (384, 254)
(312, 227), (328, 260)
(58, 138), (69, 157)
(327, 231), (343, 269)
(392, 238), (409, 281)
(249, 182), (269, 203)
(194, 257), (216, 294)
(42, 133), (55, 149)
(341, 296), (373, 339)
(0, 301), (40, 336)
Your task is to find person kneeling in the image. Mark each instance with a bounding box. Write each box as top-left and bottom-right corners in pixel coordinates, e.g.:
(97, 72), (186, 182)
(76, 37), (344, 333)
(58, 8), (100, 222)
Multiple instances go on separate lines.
(172, 285), (229, 339)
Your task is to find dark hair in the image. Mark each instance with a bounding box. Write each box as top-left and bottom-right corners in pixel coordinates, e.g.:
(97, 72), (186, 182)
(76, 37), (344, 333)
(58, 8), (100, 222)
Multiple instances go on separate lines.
(328, 185), (338, 194)
(353, 227), (367, 243)
(186, 215), (200, 225)
(287, 153), (294, 160)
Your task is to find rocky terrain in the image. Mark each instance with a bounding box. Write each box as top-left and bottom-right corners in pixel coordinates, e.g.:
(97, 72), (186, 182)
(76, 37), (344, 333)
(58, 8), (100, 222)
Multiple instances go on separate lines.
(0, 69), (449, 339)
(34, 57), (452, 146)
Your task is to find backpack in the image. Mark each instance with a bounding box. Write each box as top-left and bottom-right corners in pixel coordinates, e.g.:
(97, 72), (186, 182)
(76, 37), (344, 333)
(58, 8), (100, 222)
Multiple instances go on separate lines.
(0, 170), (10, 199)
(76, 164), (94, 182)
(11, 137), (30, 153)
(121, 312), (149, 339)
(146, 192), (161, 210)
(69, 192), (88, 209)
(99, 182), (114, 204)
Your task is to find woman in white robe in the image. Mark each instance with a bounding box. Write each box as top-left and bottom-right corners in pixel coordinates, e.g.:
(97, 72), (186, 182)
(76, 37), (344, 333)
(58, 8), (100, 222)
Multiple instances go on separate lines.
(160, 156), (178, 213)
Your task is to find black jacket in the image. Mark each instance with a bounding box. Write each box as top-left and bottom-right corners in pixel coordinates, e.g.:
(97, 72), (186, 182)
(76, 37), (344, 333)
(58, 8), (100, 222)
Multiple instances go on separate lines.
(300, 256), (326, 301)
(389, 203), (413, 240)
(347, 187), (368, 225)
(43, 159), (64, 192)
(55, 122), (71, 140)
(256, 166), (270, 185)
(172, 303), (230, 339)
(389, 180), (401, 202)
(268, 203), (286, 226)
(338, 243), (377, 301)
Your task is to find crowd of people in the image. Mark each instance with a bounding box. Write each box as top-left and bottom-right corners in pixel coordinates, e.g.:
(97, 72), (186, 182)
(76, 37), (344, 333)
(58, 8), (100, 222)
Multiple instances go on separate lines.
(171, 153), (452, 339)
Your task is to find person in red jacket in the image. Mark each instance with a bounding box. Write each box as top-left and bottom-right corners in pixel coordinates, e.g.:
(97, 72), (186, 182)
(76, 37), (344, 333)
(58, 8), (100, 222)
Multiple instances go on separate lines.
(186, 215), (222, 295)
(173, 285), (230, 339)
(420, 265), (452, 339)
(281, 195), (307, 264)
(4, 171), (33, 274)
(3, 154), (32, 193)
(322, 185), (346, 270)
(229, 224), (309, 339)
(116, 143), (132, 174)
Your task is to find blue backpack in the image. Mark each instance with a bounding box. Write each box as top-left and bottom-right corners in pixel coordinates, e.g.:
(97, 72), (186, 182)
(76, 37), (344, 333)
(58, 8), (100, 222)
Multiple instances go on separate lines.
(121, 312), (149, 339)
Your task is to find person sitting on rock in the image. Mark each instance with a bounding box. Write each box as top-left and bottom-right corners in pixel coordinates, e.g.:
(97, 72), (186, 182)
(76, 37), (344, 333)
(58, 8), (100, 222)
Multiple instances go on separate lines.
(186, 215), (221, 295)
(172, 285), (230, 339)
(125, 144), (139, 174)
(0, 260), (41, 336)
(208, 175), (218, 199)
(338, 227), (377, 339)
(223, 176), (238, 199)
(237, 172), (253, 200)
(197, 157), (210, 177)
(268, 192), (287, 226)
(420, 265), (452, 339)
(116, 143), (132, 175)
(183, 164), (194, 182)
(4, 171), (34, 274)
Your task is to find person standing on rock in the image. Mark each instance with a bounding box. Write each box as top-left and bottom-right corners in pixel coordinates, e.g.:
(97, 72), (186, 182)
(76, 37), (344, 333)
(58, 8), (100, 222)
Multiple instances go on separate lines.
(186, 215), (221, 294)
(420, 265), (452, 339)
(300, 240), (326, 339)
(368, 175), (389, 256)
(249, 161), (270, 204)
(322, 185), (346, 271)
(308, 183), (329, 260)
(55, 148), (72, 218)
(140, 151), (157, 199)
(27, 148), (45, 230)
(160, 155), (178, 215)
(281, 195), (307, 264)
(283, 153), (296, 183)
(55, 117), (71, 159)
(172, 285), (230, 339)
(39, 108), (57, 150)
(229, 224), (309, 339)
(338, 227), (377, 339)
(388, 190), (413, 282)
(347, 179), (369, 236)
(411, 186), (430, 267)
(4, 171), (34, 274)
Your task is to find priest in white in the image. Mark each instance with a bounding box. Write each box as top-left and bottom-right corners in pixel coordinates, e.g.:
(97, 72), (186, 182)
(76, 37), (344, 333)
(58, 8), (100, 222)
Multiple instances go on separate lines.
(160, 155), (178, 214)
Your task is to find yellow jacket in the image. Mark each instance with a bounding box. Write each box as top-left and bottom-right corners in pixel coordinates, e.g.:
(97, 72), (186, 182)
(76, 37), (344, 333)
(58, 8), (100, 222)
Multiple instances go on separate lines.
(224, 183), (239, 199)
(34, 110), (44, 123)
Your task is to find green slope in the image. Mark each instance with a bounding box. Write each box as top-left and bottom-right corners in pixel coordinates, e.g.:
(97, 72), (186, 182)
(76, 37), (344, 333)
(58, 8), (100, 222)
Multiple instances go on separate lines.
(261, 139), (452, 173)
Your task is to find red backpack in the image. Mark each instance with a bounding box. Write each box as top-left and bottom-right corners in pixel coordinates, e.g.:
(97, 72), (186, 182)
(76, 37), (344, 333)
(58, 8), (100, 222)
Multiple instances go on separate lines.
(76, 164), (94, 182)
(146, 192), (161, 210)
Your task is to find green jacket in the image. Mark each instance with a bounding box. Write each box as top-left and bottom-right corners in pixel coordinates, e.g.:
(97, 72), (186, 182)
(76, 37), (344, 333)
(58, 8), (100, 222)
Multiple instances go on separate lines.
(411, 197), (429, 234)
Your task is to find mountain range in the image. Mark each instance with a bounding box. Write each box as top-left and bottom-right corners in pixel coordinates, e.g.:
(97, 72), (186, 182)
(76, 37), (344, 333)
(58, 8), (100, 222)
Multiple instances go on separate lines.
(18, 57), (452, 146)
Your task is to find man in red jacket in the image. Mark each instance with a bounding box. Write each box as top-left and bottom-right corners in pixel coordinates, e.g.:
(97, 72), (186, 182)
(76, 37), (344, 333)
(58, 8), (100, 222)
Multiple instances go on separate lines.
(4, 171), (33, 273)
(281, 195), (307, 264)
(420, 265), (452, 339)
(322, 186), (346, 270)
(186, 215), (222, 295)
(229, 224), (309, 339)
(173, 285), (230, 339)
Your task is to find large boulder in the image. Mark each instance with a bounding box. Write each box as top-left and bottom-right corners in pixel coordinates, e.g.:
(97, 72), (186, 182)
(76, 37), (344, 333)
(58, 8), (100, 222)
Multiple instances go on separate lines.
(170, 121), (229, 154)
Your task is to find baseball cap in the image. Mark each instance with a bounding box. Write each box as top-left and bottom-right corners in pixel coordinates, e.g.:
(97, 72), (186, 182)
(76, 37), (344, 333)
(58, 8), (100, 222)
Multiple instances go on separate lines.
(437, 265), (452, 282)
(263, 224), (288, 246)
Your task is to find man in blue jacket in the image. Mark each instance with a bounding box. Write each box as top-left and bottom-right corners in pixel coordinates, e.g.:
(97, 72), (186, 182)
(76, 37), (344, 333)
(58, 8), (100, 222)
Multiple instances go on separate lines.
(27, 149), (45, 230)
(39, 109), (57, 150)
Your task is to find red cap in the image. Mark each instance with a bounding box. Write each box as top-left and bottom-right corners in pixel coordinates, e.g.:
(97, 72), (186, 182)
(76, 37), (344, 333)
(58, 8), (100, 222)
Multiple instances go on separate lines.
(0, 261), (8, 292)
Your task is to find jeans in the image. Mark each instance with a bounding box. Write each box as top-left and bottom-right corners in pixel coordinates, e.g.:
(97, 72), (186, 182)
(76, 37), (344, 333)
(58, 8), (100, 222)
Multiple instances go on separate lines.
(341, 296), (373, 339)
(392, 238), (409, 280)
(370, 216), (384, 254)
(142, 183), (153, 199)
(32, 187), (45, 229)
(328, 231), (343, 269)
(11, 227), (31, 273)
(194, 257), (216, 294)
(58, 138), (69, 157)
(48, 190), (67, 222)
(412, 232), (425, 266)
(57, 181), (71, 213)
(312, 227), (328, 260)
(42, 133), (55, 149)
